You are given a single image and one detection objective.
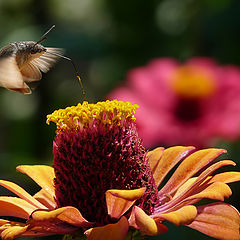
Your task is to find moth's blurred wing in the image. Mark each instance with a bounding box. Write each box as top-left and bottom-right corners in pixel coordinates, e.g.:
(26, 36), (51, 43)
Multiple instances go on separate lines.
(20, 48), (64, 82)
(0, 56), (31, 94)
(17, 48), (63, 92)
(31, 48), (64, 73)
(20, 62), (42, 83)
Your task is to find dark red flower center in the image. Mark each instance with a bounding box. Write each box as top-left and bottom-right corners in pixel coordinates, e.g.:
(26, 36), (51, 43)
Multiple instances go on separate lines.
(48, 101), (159, 226)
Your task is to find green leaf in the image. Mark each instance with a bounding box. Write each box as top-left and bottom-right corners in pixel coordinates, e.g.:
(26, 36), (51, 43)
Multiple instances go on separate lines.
(125, 229), (145, 240)
(63, 233), (87, 240)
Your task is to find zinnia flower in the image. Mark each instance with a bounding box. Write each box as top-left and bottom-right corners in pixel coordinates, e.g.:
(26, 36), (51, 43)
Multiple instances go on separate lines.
(108, 58), (240, 147)
(0, 100), (239, 240)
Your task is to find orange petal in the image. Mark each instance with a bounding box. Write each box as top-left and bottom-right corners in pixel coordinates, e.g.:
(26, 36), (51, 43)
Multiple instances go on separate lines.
(173, 177), (198, 199)
(173, 160), (235, 200)
(158, 148), (226, 198)
(85, 216), (129, 240)
(185, 182), (232, 202)
(147, 147), (164, 173)
(128, 208), (138, 228)
(1, 225), (29, 240)
(187, 203), (240, 240)
(0, 180), (46, 209)
(209, 172), (240, 184)
(30, 206), (92, 228)
(159, 181), (232, 214)
(0, 219), (12, 226)
(0, 220), (26, 231)
(149, 146), (194, 188)
(0, 197), (37, 219)
(0, 220), (52, 238)
(160, 160), (235, 212)
(134, 206), (168, 235)
(16, 165), (55, 197)
(106, 188), (146, 219)
(153, 205), (197, 226)
(33, 189), (56, 209)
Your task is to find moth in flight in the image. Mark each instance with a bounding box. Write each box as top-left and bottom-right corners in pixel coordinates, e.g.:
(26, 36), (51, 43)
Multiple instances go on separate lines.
(0, 25), (64, 94)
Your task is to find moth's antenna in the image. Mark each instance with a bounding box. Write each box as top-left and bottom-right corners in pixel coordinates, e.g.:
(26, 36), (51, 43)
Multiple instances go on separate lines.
(48, 51), (87, 101)
(35, 25), (56, 46)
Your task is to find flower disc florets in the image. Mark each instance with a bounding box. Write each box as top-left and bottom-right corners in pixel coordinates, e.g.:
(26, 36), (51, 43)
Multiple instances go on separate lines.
(47, 100), (159, 226)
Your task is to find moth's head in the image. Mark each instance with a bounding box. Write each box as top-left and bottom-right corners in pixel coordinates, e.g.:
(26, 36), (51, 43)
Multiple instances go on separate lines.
(20, 41), (47, 61)
(29, 42), (46, 55)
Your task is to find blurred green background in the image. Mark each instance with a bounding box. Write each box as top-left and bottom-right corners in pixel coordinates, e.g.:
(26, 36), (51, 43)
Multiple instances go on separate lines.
(0, 0), (240, 239)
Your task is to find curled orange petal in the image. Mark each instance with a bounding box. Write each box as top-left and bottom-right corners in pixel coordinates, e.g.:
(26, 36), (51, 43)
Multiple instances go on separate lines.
(187, 203), (240, 240)
(106, 188), (146, 201)
(134, 206), (168, 235)
(85, 216), (129, 240)
(30, 206), (92, 228)
(106, 188), (146, 219)
(16, 165), (55, 197)
(153, 205), (197, 226)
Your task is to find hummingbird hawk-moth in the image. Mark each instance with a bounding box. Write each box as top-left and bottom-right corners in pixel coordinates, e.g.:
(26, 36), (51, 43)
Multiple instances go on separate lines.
(0, 25), (64, 94)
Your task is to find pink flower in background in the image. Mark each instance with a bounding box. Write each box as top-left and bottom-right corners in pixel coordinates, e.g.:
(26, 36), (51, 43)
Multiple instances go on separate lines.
(108, 58), (240, 147)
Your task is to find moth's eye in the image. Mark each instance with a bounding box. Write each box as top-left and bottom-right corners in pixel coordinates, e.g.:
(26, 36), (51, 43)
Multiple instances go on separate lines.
(30, 49), (37, 54)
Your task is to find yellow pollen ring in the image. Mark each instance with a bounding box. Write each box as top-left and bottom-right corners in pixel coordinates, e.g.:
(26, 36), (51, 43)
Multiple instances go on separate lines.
(170, 65), (216, 98)
(46, 100), (139, 130)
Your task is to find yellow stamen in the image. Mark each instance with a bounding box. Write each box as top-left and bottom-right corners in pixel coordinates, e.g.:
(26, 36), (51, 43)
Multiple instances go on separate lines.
(171, 65), (216, 98)
(46, 100), (139, 130)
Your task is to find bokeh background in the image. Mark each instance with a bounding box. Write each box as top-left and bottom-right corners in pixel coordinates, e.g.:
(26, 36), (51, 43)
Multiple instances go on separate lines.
(0, 0), (240, 239)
